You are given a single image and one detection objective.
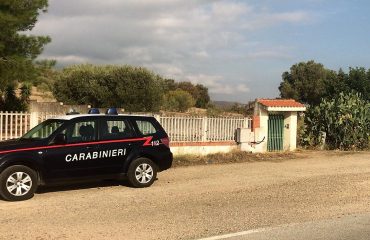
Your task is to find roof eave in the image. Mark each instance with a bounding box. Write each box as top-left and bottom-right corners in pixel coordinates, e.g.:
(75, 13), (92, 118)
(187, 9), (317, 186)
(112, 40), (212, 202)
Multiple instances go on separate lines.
(265, 106), (306, 112)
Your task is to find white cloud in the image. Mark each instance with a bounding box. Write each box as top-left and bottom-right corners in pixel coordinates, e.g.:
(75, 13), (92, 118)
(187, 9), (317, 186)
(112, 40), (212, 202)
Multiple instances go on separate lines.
(47, 55), (89, 65)
(236, 84), (250, 93)
(120, 47), (152, 62)
(247, 50), (293, 60)
(185, 74), (249, 95)
(211, 2), (253, 21)
(274, 11), (310, 22)
(32, 0), (313, 100)
(242, 11), (311, 30)
(194, 50), (209, 58)
(144, 63), (184, 78)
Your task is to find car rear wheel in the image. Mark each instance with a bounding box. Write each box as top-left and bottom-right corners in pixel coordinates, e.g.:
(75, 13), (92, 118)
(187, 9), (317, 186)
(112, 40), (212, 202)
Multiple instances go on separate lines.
(127, 158), (157, 188)
(0, 165), (38, 201)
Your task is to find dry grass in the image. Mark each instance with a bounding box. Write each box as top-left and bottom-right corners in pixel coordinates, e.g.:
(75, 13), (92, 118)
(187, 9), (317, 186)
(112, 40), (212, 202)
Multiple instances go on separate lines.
(172, 150), (301, 167)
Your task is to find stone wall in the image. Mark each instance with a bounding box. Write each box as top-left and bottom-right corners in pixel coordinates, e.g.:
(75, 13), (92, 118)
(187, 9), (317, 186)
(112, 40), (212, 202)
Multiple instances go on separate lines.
(29, 101), (91, 114)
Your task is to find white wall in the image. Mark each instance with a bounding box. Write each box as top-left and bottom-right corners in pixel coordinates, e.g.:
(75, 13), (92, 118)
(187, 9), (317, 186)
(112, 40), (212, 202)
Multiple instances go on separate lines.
(171, 145), (237, 156)
(283, 112), (298, 151)
(254, 103), (269, 152)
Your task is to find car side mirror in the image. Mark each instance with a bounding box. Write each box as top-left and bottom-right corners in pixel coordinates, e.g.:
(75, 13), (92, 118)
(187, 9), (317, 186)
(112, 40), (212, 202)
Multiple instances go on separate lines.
(53, 133), (66, 144)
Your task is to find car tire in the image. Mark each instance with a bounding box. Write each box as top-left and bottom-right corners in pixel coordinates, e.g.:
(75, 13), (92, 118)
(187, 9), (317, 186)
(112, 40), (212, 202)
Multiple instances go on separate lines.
(0, 165), (38, 201)
(127, 158), (157, 188)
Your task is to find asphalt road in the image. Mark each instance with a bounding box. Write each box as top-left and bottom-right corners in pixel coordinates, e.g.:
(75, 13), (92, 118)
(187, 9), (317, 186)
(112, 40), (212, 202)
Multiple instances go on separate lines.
(199, 213), (370, 240)
(0, 151), (369, 240)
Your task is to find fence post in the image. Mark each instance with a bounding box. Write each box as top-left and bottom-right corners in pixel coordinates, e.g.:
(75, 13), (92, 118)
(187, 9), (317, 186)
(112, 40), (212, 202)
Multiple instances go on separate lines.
(30, 112), (39, 128)
(5, 111), (8, 140)
(0, 111), (3, 141)
(243, 117), (249, 128)
(202, 116), (208, 142)
(154, 114), (161, 124)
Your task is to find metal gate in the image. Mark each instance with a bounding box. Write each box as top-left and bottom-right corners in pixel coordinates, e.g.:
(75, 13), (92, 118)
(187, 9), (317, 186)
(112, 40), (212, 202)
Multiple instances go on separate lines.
(267, 114), (284, 151)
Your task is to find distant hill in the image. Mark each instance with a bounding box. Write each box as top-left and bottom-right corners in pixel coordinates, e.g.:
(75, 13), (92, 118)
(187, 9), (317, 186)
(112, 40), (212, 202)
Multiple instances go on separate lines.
(212, 100), (246, 110)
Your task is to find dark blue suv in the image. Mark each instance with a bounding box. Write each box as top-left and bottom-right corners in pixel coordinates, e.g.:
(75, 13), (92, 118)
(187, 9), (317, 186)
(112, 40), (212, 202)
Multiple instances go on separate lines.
(0, 111), (172, 201)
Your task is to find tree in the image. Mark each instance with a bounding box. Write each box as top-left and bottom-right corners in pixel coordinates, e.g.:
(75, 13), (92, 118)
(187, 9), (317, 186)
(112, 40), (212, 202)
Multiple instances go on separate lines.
(162, 80), (210, 108)
(322, 68), (348, 99)
(279, 61), (330, 105)
(0, 0), (50, 110)
(347, 67), (370, 101)
(162, 79), (177, 92)
(0, 83), (30, 111)
(194, 84), (210, 108)
(162, 89), (195, 112)
(279, 61), (370, 105)
(175, 81), (210, 108)
(53, 64), (165, 112)
(34, 59), (58, 92)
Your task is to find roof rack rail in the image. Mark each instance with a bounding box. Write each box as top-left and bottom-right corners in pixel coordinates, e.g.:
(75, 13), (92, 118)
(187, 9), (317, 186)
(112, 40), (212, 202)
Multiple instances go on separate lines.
(66, 108), (79, 115)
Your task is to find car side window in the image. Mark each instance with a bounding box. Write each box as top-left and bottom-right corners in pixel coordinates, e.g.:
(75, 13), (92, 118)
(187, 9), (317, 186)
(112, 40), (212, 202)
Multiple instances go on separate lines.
(63, 120), (97, 143)
(100, 119), (134, 140)
(135, 120), (157, 136)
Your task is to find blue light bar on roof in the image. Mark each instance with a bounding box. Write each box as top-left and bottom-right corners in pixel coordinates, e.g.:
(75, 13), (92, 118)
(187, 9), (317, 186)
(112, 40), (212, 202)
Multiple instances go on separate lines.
(88, 108), (100, 114)
(106, 108), (118, 115)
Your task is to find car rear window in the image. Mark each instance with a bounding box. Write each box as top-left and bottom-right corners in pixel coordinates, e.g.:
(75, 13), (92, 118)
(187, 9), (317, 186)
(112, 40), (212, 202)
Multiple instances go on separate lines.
(63, 120), (97, 143)
(100, 119), (134, 140)
(135, 120), (157, 136)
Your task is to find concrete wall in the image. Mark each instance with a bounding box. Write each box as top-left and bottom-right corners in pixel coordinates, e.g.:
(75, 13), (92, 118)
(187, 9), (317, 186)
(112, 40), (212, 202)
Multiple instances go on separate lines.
(253, 103), (269, 152)
(29, 101), (91, 114)
(170, 142), (237, 156)
(29, 101), (125, 115)
(283, 112), (298, 151)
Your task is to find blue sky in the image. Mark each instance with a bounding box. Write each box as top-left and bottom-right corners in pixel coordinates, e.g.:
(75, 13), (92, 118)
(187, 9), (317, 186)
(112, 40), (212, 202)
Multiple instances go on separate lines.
(32, 0), (370, 102)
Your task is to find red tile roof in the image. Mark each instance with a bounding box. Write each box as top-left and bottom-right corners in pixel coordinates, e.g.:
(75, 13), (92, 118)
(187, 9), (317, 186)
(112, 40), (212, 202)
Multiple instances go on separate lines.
(257, 99), (305, 108)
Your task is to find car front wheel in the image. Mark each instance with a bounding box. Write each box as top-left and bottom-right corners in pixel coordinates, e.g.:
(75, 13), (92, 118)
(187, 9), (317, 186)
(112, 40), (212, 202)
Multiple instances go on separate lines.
(127, 158), (157, 188)
(0, 165), (38, 201)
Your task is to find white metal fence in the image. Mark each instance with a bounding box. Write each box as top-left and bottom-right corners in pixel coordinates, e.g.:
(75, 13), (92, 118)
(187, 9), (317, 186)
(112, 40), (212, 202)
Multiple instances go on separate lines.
(0, 112), (31, 141)
(0, 111), (251, 142)
(159, 116), (251, 142)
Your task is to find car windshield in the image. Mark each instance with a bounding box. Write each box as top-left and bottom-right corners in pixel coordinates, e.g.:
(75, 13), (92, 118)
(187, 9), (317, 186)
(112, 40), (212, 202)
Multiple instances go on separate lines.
(21, 119), (66, 140)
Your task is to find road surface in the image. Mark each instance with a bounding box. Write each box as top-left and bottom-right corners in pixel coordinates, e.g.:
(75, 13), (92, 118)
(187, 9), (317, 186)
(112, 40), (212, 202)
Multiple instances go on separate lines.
(199, 213), (370, 240)
(0, 151), (369, 239)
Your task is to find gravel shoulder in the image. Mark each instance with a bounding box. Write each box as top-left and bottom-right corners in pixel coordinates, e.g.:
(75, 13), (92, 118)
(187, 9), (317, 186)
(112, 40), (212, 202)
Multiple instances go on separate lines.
(0, 151), (369, 240)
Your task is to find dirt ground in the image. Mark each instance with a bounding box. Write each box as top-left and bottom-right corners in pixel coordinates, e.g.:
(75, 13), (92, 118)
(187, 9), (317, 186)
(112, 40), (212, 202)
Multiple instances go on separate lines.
(172, 150), (300, 167)
(0, 151), (369, 240)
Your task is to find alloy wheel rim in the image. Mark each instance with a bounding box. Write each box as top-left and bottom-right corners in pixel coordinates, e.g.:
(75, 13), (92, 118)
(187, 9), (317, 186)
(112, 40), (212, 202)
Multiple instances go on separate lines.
(6, 172), (32, 197)
(135, 163), (153, 184)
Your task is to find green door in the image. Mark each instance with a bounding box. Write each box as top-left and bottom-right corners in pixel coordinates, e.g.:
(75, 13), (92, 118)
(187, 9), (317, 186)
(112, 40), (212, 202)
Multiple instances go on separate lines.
(267, 115), (284, 151)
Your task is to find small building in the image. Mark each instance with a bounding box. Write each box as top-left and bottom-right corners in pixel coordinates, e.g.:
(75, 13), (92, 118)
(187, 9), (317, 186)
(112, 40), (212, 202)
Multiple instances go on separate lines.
(253, 99), (306, 152)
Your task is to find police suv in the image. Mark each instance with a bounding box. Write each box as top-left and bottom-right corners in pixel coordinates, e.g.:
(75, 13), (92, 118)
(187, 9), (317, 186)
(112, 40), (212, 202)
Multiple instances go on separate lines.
(0, 108), (173, 201)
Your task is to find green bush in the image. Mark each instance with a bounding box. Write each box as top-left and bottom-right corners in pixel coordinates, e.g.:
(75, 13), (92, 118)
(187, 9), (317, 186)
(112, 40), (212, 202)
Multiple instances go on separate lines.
(162, 89), (195, 112)
(53, 64), (165, 112)
(302, 92), (370, 150)
(53, 64), (211, 112)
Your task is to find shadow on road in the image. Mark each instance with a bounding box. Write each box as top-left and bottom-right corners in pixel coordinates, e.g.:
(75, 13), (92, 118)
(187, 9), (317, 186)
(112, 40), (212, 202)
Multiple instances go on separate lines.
(36, 179), (130, 194)
(36, 177), (159, 194)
